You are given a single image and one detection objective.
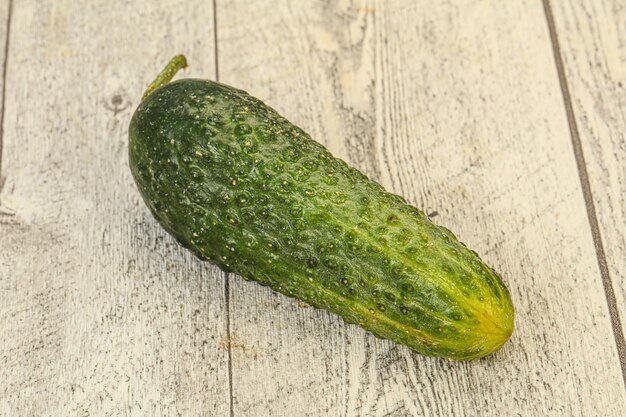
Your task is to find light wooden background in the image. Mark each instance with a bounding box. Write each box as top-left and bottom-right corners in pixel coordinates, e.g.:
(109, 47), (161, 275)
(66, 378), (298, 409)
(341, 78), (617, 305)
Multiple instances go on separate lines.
(0, 0), (624, 416)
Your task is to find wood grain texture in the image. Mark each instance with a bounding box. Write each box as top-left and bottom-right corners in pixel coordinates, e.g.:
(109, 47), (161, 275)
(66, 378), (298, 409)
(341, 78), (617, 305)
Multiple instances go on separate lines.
(549, 0), (626, 372)
(0, 0), (10, 189)
(217, 0), (626, 416)
(0, 1), (230, 415)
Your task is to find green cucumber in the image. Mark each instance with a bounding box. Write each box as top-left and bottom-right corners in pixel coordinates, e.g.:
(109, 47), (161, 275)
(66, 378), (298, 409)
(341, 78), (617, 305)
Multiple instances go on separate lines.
(129, 56), (514, 360)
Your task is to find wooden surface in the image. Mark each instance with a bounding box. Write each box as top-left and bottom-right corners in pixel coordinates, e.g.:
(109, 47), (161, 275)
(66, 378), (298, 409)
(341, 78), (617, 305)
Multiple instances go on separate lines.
(550, 0), (626, 371)
(0, 0), (624, 415)
(0, 1), (230, 415)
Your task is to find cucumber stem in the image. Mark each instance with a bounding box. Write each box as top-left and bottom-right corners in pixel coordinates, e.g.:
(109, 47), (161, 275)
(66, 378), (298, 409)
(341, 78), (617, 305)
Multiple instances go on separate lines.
(142, 54), (188, 101)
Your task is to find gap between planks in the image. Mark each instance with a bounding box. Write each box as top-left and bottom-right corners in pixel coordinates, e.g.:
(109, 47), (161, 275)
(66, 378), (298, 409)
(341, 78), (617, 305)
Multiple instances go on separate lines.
(0, 0), (13, 197)
(542, 0), (626, 386)
(212, 0), (234, 415)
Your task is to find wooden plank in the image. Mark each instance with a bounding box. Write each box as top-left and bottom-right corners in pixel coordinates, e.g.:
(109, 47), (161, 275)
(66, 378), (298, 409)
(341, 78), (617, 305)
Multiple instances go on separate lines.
(0, 1), (230, 415)
(0, 0), (10, 186)
(549, 0), (626, 373)
(217, 0), (626, 415)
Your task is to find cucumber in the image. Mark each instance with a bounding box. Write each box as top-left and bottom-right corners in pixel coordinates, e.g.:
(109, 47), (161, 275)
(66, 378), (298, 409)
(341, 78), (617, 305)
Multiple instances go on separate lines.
(129, 56), (514, 360)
